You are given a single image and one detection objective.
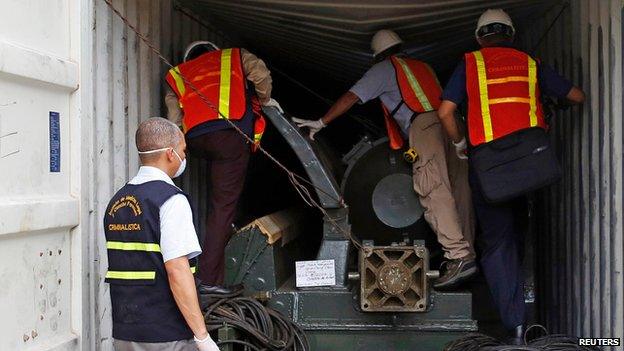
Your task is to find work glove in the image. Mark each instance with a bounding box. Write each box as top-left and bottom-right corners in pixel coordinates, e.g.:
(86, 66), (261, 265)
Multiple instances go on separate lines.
(292, 117), (326, 140)
(453, 137), (468, 160)
(194, 334), (220, 351)
(263, 98), (284, 113)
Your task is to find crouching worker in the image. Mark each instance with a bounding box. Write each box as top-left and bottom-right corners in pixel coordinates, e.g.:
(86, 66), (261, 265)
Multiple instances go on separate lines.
(104, 117), (218, 351)
(294, 30), (477, 289)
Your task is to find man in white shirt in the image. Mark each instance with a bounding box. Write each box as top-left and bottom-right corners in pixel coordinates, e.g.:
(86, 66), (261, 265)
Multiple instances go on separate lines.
(103, 117), (218, 351)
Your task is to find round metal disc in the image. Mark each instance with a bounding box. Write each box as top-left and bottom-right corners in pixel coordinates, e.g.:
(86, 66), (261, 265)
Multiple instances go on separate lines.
(372, 174), (423, 228)
(378, 263), (412, 295)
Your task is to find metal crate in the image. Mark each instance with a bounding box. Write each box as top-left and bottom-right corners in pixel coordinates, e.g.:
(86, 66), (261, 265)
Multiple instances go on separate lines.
(360, 244), (429, 312)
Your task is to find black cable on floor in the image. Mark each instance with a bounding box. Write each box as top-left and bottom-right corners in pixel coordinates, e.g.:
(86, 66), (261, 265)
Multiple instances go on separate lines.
(444, 332), (601, 351)
(202, 295), (310, 350)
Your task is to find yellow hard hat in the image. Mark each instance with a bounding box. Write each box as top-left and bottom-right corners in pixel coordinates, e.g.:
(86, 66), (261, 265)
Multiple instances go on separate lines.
(371, 30), (403, 57)
(475, 9), (515, 40)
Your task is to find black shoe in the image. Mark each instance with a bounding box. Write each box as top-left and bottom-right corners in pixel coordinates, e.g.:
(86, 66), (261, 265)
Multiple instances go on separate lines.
(197, 283), (244, 297)
(507, 325), (525, 345)
(433, 257), (478, 290)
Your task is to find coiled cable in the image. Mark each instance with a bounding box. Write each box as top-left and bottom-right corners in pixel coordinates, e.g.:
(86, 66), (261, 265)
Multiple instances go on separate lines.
(444, 327), (601, 351)
(202, 295), (310, 350)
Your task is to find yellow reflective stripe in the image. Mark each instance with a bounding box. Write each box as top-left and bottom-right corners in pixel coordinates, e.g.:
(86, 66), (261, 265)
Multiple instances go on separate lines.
(474, 51), (493, 142)
(395, 58), (433, 111)
(489, 97), (531, 104)
(106, 241), (161, 252)
(169, 67), (186, 97)
(190, 266), (197, 274)
(106, 271), (156, 280)
(486, 76), (529, 84)
(527, 57), (538, 127)
(218, 49), (232, 119)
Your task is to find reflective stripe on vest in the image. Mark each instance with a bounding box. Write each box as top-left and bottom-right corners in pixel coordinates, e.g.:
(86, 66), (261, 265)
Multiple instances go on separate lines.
(106, 242), (196, 278)
(106, 267), (196, 280)
(169, 67), (186, 100)
(106, 270), (156, 280)
(218, 49), (233, 118)
(472, 51), (539, 143)
(393, 57), (433, 111)
(528, 58), (538, 127)
(473, 51), (493, 142)
(107, 241), (161, 252)
(165, 48), (247, 134)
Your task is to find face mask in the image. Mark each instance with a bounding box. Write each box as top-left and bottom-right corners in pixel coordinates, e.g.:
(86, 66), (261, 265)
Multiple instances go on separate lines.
(171, 149), (187, 178)
(138, 147), (187, 178)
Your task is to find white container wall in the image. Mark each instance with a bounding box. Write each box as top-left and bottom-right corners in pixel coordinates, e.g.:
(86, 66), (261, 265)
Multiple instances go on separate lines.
(525, 0), (624, 344)
(0, 0), (82, 349)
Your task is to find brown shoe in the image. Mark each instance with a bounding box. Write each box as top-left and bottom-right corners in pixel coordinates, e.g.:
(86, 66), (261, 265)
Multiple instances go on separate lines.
(433, 257), (478, 290)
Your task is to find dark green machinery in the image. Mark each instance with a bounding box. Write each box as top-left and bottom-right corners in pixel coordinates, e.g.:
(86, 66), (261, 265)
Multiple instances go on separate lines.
(224, 108), (476, 350)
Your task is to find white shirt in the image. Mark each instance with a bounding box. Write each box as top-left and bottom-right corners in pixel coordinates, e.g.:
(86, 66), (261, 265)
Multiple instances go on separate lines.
(128, 166), (201, 262)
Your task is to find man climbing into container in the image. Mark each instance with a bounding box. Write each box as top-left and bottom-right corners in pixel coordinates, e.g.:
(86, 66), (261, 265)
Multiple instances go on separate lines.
(437, 9), (585, 344)
(165, 41), (282, 294)
(294, 30), (477, 290)
(104, 117), (219, 351)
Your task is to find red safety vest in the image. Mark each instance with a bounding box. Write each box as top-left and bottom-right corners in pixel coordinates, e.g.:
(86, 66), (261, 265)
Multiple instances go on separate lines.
(465, 47), (546, 146)
(165, 48), (266, 147)
(382, 56), (442, 149)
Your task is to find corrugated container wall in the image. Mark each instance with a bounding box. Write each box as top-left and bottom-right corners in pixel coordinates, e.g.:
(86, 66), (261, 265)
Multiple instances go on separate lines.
(525, 0), (624, 343)
(89, 0), (230, 349)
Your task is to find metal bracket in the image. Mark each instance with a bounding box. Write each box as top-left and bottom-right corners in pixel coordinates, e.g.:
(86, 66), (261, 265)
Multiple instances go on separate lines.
(262, 107), (342, 208)
(263, 107), (351, 288)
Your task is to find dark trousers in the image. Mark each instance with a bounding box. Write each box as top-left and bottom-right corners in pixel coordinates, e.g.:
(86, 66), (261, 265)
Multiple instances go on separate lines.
(468, 164), (526, 330)
(187, 129), (250, 286)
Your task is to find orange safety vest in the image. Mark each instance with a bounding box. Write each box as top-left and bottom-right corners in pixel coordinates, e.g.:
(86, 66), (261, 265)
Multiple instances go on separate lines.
(165, 48), (266, 147)
(465, 47), (546, 146)
(250, 95), (266, 152)
(382, 56), (442, 149)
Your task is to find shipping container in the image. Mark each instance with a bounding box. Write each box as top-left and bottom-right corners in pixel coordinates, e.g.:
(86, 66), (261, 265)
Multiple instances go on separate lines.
(0, 0), (622, 350)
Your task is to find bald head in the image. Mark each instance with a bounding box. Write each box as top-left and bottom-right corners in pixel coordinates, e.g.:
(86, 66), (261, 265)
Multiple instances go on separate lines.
(136, 117), (183, 162)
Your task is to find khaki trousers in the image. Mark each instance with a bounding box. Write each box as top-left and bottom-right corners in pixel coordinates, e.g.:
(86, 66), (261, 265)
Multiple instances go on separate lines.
(408, 111), (475, 260)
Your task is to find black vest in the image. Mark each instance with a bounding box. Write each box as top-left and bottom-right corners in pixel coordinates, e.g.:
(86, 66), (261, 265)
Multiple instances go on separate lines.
(104, 180), (198, 342)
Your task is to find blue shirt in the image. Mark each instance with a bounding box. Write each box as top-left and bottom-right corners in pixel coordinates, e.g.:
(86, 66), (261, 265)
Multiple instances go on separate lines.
(441, 49), (574, 105)
(349, 57), (415, 136)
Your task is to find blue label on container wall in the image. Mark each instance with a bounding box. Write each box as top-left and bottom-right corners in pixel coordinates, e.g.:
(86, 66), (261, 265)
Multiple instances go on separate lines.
(49, 112), (60, 172)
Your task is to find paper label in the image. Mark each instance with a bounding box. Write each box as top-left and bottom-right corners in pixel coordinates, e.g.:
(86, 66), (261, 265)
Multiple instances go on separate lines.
(295, 259), (336, 287)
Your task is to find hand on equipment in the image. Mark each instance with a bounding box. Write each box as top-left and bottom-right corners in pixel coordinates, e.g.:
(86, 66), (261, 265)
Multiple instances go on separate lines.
(453, 138), (468, 160)
(194, 334), (220, 351)
(292, 117), (326, 140)
(263, 98), (284, 113)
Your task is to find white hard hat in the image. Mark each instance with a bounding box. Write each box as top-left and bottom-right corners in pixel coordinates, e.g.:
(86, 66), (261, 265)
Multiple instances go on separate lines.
(371, 30), (403, 57)
(183, 41), (219, 62)
(475, 9), (515, 40)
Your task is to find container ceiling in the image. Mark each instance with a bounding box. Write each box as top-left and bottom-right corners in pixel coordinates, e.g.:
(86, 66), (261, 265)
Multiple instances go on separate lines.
(180, 0), (555, 91)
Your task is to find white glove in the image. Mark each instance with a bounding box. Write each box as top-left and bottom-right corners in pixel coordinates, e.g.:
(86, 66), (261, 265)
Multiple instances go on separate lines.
(453, 138), (468, 160)
(263, 98), (283, 113)
(292, 117), (326, 140)
(195, 334), (220, 351)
